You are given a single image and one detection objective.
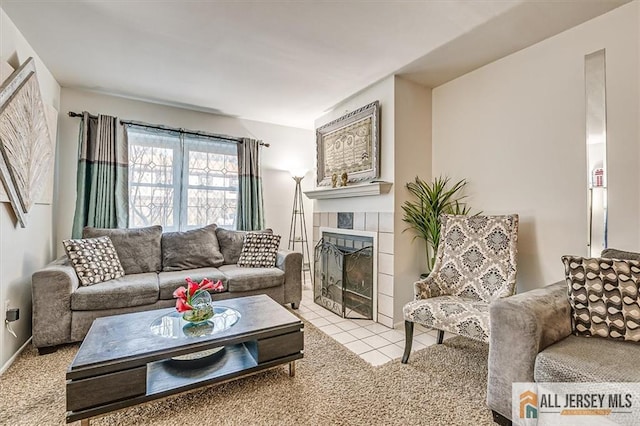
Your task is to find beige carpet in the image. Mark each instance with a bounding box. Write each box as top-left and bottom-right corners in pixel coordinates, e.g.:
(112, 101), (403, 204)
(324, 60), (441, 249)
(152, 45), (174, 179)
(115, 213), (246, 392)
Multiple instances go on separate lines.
(0, 323), (494, 425)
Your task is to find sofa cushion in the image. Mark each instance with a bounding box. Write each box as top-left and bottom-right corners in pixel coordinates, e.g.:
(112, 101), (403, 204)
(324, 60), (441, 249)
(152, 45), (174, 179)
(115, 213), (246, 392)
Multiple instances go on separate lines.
(161, 224), (224, 271)
(216, 227), (273, 265)
(63, 236), (125, 286)
(602, 248), (640, 261)
(403, 295), (490, 342)
(158, 268), (228, 300)
(237, 233), (281, 268)
(562, 256), (640, 341)
(219, 264), (284, 292)
(535, 334), (640, 382)
(83, 225), (162, 274)
(71, 272), (159, 310)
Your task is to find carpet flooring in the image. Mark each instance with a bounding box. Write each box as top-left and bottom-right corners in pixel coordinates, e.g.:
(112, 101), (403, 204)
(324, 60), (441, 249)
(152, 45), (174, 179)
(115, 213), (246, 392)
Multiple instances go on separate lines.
(0, 323), (494, 425)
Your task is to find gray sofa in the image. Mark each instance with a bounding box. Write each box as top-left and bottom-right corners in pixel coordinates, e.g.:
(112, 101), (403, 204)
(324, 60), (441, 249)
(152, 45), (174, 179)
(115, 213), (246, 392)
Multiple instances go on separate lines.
(32, 225), (302, 352)
(488, 279), (640, 424)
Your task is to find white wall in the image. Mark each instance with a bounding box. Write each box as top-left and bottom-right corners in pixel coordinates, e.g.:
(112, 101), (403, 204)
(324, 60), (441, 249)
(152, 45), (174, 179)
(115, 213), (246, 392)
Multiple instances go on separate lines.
(57, 88), (314, 255)
(432, 1), (640, 292)
(393, 76), (431, 323)
(313, 76), (395, 213)
(0, 8), (60, 370)
(312, 76), (431, 325)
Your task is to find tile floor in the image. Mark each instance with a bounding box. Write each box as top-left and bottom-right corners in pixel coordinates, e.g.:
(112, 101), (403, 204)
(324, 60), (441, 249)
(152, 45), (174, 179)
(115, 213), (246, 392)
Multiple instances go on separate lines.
(293, 289), (451, 366)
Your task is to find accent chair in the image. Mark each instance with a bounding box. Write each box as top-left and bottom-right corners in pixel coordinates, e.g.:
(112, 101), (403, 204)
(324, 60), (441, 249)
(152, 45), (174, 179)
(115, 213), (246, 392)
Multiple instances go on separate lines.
(401, 214), (519, 363)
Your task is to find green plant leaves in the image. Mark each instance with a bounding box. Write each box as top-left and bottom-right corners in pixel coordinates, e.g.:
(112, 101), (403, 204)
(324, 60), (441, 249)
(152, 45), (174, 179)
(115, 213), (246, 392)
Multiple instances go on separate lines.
(401, 176), (473, 272)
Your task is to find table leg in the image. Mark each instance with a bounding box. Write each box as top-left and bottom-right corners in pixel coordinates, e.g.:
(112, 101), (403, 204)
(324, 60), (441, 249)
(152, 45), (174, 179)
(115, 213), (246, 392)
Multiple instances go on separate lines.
(81, 419), (90, 426)
(289, 361), (295, 377)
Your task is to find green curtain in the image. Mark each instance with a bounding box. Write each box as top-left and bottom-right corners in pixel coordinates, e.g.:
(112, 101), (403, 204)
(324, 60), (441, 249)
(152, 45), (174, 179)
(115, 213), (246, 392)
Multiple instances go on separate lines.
(236, 138), (265, 231)
(71, 112), (129, 238)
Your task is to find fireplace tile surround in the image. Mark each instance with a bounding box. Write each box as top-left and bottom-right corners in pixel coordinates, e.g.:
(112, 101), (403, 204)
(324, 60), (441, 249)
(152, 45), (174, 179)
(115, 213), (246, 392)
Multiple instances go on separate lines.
(313, 212), (395, 328)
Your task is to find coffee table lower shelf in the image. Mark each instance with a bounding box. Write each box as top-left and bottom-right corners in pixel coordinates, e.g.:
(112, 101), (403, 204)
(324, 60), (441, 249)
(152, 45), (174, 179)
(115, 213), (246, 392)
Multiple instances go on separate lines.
(67, 341), (303, 424)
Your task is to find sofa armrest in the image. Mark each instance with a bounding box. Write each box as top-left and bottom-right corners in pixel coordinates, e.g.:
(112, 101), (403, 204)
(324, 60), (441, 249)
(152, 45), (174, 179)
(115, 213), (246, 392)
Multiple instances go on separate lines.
(31, 257), (79, 348)
(276, 249), (302, 307)
(487, 281), (572, 419)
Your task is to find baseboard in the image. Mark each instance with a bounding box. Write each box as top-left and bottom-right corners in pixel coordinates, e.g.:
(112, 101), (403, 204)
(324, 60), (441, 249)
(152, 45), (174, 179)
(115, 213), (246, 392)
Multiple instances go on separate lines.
(393, 320), (405, 330)
(0, 336), (32, 376)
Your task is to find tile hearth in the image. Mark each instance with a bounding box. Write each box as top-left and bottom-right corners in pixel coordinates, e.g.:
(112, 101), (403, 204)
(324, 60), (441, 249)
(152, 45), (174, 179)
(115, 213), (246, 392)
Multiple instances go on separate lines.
(292, 289), (451, 366)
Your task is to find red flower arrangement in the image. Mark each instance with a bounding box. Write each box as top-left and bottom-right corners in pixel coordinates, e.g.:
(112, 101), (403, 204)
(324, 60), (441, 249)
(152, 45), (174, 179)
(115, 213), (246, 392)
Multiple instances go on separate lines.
(173, 277), (224, 313)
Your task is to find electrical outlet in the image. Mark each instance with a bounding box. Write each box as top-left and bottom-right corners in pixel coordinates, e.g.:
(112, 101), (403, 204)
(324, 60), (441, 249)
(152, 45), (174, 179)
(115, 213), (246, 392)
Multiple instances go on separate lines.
(4, 300), (17, 338)
(5, 308), (18, 322)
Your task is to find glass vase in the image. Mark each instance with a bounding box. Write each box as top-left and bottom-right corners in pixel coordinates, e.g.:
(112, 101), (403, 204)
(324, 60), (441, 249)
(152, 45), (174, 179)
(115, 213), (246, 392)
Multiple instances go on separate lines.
(182, 290), (214, 323)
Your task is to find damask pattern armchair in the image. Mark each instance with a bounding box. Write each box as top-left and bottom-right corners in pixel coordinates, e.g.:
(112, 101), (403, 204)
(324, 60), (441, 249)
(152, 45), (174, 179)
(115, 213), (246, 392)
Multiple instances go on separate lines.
(402, 214), (519, 363)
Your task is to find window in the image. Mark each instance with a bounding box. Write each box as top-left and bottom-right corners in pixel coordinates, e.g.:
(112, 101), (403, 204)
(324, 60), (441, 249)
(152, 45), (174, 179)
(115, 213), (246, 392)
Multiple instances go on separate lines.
(127, 126), (238, 231)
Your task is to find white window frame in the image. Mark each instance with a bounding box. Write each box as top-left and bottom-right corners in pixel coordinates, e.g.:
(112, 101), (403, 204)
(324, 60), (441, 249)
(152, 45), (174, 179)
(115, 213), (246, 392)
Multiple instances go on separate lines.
(127, 126), (238, 231)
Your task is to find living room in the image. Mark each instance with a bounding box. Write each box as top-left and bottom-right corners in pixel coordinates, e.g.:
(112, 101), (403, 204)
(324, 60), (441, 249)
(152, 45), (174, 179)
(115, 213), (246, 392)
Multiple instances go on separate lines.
(1, 1), (640, 425)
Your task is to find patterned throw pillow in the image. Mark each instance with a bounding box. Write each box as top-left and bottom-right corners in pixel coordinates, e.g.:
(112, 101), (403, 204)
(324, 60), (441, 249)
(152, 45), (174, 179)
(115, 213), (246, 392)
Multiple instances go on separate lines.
(216, 227), (273, 265)
(562, 255), (640, 341)
(237, 233), (281, 268)
(63, 236), (125, 286)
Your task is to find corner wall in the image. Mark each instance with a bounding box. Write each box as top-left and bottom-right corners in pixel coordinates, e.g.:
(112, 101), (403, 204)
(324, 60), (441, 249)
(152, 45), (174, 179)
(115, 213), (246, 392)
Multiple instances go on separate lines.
(432, 1), (640, 291)
(313, 76), (395, 214)
(0, 8), (60, 370)
(57, 88), (315, 256)
(312, 76), (396, 325)
(393, 76), (431, 325)
(312, 76), (431, 326)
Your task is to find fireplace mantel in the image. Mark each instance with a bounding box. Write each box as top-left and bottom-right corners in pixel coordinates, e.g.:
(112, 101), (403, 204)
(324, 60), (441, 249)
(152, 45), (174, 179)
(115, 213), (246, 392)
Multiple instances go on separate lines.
(304, 181), (392, 200)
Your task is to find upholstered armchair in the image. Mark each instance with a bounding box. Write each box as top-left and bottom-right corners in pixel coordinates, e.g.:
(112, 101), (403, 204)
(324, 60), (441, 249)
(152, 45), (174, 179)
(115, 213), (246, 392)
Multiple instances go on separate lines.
(402, 214), (519, 363)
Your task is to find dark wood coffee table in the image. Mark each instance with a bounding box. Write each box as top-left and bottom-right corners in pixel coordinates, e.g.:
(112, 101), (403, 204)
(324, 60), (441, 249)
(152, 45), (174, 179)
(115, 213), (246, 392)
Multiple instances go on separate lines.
(66, 294), (303, 425)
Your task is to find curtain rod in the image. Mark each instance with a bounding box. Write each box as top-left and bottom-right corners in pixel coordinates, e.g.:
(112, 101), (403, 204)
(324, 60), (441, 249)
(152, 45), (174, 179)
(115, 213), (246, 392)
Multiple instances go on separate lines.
(67, 111), (270, 147)
(68, 111), (97, 119)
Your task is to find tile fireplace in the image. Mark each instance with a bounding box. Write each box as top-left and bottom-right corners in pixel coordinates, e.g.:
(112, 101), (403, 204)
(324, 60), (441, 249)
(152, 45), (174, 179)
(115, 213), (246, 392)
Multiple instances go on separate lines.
(314, 230), (376, 319)
(313, 211), (394, 328)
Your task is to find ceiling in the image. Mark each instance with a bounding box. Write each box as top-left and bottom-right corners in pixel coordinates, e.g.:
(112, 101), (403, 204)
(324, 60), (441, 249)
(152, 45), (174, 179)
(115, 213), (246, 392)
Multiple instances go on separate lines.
(1, 0), (629, 129)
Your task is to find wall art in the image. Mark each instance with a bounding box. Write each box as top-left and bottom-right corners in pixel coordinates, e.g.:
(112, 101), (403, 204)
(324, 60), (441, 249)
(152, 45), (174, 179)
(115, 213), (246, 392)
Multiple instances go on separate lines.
(315, 100), (380, 187)
(0, 57), (53, 227)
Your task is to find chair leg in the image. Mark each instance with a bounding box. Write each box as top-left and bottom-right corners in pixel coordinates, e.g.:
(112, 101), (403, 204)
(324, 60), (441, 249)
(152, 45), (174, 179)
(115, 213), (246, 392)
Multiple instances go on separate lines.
(437, 329), (444, 344)
(401, 321), (414, 364)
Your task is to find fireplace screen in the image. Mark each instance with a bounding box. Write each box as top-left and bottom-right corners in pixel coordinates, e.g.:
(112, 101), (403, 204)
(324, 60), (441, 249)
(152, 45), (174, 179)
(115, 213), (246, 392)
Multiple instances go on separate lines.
(314, 232), (374, 319)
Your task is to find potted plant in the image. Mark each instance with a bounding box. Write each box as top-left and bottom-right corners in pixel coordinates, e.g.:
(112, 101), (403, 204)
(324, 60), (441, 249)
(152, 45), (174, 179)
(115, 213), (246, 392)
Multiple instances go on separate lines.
(401, 176), (473, 274)
(173, 277), (224, 323)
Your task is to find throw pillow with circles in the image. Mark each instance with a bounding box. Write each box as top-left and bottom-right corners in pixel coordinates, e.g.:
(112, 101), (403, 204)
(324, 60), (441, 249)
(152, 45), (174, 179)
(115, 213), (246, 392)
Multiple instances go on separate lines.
(63, 236), (125, 285)
(237, 233), (281, 268)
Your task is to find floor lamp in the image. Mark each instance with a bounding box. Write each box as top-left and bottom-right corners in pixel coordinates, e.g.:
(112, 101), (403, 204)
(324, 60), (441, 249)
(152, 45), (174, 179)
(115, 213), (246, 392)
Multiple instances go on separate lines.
(288, 172), (312, 286)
